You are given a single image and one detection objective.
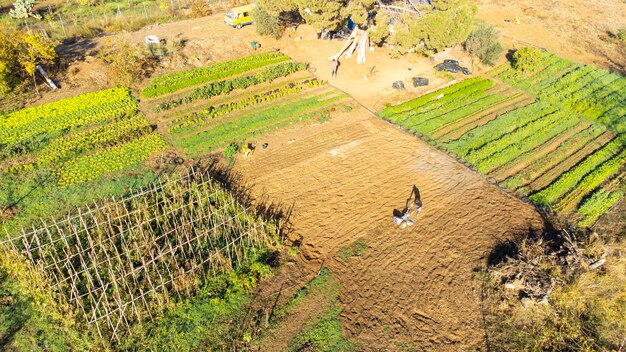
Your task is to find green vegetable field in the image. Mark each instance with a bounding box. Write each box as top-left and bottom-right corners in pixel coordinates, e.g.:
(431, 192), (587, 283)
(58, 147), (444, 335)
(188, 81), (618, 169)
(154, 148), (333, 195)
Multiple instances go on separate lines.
(379, 52), (626, 227)
(0, 88), (167, 231)
(141, 52), (352, 157)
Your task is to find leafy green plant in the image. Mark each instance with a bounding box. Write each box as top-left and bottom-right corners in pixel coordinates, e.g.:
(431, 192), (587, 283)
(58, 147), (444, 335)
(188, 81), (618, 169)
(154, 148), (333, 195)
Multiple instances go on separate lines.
(158, 61), (308, 111)
(141, 52), (289, 98)
(223, 142), (240, 166)
(56, 133), (168, 186)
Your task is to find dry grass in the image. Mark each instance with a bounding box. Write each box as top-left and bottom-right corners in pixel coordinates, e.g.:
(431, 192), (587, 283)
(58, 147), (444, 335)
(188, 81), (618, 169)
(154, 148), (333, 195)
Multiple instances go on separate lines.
(485, 231), (626, 351)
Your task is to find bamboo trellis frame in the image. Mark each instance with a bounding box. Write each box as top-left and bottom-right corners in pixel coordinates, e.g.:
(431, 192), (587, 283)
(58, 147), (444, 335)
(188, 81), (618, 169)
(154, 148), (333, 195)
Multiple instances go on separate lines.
(1, 168), (277, 342)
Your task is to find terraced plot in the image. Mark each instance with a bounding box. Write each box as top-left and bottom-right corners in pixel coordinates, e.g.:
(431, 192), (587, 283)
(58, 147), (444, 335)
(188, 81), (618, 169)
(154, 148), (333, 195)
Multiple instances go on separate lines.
(0, 88), (168, 231)
(141, 53), (351, 157)
(379, 64), (626, 227)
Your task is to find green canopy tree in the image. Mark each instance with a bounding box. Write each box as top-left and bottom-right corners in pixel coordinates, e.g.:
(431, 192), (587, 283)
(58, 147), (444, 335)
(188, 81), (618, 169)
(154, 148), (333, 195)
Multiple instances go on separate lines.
(257, 0), (377, 31)
(392, 0), (476, 54)
(297, 0), (345, 31)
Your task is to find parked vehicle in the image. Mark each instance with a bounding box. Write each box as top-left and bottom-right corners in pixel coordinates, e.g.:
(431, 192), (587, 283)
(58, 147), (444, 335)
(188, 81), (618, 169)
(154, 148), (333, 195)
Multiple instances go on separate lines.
(434, 60), (471, 75)
(224, 4), (255, 29)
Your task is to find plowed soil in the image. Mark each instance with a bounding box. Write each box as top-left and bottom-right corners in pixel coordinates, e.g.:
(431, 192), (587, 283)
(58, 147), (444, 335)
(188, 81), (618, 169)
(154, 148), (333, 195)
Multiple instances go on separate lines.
(230, 105), (544, 350)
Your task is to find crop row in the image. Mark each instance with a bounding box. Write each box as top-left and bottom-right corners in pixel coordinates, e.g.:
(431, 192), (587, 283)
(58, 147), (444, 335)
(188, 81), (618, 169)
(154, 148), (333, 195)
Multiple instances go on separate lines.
(490, 120), (595, 182)
(554, 148), (626, 212)
(466, 110), (569, 165)
(473, 114), (583, 174)
(0, 88), (133, 130)
(446, 101), (557, 157)
(379, 77), (492, 118)
(141, 52), (288, 98)
(57, 134), (168, 187)
(38, 115), (152, 165)
(577, 188), (622, 227)
(495, 54), (578, 93)
(178, 91), (346, 153)
(537, 66), (604, 102)
(169, 79), (324, 134)
(388, 83), (497, 127)
(409, 93), (509, 136)
(156, 62), (308, 111)
(0, 93), (137, 146)
(529, 136), (625, 205)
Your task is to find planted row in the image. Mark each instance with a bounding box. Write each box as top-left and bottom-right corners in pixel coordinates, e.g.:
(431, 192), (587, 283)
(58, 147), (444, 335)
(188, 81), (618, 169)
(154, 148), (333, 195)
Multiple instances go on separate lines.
(178, 91), (345, 153)
(157, 62), (308, 111)
(57, 134), (168, 186)
(473, 116), (583, 174)
(169, 79), (324, 134)
(141, 52), (288, 98)
(379, 77), (491, 118)
(387, 82), (497, 126)
(0, 88), (133, 130)
(38, 115), (152, 165)
(412, 93), (509, 136)
(446, 102), (556, 156)
(529, 136), (625, 205)
(0, 90), (137, 146)
(465, 110), (569, 165)
(577, 188), (622, 227)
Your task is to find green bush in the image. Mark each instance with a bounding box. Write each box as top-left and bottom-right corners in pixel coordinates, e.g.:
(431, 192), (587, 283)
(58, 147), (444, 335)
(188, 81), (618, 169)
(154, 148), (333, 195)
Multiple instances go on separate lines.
(512, 47), (543, 73)
(369, 11), (390, 46)
(465, 24), (503, 66)
(252, 4), (282, 39)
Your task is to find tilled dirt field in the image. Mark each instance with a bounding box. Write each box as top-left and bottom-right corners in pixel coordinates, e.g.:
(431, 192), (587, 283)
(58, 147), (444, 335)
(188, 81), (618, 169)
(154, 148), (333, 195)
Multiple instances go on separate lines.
(231, 106), (544, 350)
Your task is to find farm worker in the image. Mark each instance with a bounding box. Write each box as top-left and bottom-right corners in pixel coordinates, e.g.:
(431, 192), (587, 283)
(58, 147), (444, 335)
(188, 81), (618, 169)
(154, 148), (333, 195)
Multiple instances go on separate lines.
(331, 59), (340, 78)
(393, 185), (423, 228)
(407, 185), (422, 215)
(316, 28), (323, 39)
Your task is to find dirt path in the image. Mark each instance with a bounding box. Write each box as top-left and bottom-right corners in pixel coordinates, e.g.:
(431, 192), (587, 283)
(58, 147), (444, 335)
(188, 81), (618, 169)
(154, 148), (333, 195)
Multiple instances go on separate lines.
(229, 105), (544, 350)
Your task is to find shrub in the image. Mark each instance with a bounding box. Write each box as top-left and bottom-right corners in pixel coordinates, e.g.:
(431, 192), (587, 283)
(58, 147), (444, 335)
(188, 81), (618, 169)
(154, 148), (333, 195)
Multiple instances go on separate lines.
(512, 47), (543, 73)
(0, 25), (56, 97)
(617, 27), (626, 42)
(465, 23), (503, 66)
(223, 142), (240, 166)
(98, 39), (157, 87)
(253, 4), (282, 39)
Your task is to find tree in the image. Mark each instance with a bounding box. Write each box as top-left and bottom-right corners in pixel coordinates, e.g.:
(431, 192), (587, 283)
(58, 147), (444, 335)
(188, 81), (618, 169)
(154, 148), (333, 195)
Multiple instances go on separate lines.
(369, 11), (390, 46)
(0, 25), (56, 96)
(391, 0), (476, 54)
(297, 0), (345, 31)
(512, 47), (543, 73)
(465, 24), (503, 66)
(9, 0), (41, 19)
(253, 4), (282, 39)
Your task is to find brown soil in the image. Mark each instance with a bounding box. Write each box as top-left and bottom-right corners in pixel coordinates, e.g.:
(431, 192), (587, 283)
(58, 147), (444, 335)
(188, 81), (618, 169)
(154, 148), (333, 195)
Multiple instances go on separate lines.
(226, 105), (543, 350)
